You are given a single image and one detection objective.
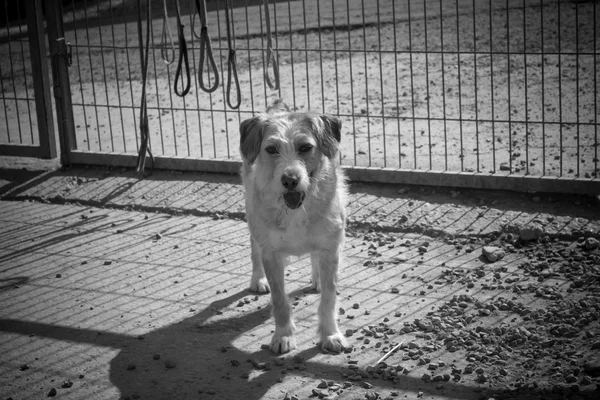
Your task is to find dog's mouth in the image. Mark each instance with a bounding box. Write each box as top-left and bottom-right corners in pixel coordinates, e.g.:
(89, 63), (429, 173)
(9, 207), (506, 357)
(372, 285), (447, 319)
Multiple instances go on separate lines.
(283, 190), (305, 210)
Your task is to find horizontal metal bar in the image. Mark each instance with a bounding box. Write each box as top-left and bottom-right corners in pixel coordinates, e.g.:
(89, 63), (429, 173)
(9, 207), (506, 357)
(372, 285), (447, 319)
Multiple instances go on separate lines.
(69, 42), (599, 57)
(69, 102), (597, 126)
(344, 166), (600, 195)
(69, 151), (600, 195)
(0, 144), (44, 158)
(0, 96), (36, 102)
(68, 151), (242, 174)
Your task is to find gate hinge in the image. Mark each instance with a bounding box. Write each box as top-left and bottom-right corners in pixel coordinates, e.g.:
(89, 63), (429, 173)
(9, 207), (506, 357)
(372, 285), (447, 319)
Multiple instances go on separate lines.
(54, 37), (72, 67)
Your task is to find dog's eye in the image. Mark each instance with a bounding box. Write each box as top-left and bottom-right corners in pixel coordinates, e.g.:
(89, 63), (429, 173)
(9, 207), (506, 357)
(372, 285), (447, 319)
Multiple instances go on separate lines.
(265, 146), (279, 155)
(299, 144), (313, 153)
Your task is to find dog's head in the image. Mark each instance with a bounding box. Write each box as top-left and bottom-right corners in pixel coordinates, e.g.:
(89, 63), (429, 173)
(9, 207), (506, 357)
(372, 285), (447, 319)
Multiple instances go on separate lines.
(239, 105), (341, 210)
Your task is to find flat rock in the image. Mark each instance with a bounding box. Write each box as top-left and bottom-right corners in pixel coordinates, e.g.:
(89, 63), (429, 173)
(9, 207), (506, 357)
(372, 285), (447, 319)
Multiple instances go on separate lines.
(517, 224), (544, 241)
(482, 246), (505, 262)
(584, 359), (600, 377)
(584, 237), (600, 250)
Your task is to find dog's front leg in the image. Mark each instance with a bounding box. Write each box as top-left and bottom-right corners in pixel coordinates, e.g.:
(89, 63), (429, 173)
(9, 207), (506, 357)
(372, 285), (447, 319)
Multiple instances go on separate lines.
(249, 236), (270, 293)
(316, 246), (348, 353)
(310, 253), (320, 292)
(263, 250), (296, 353)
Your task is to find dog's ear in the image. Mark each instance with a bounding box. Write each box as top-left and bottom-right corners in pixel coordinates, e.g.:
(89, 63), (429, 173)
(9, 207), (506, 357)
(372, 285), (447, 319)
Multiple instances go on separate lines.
(266, 98), (290, 115)
(317, 115), (342, 159)
(240, 116), (266, 164)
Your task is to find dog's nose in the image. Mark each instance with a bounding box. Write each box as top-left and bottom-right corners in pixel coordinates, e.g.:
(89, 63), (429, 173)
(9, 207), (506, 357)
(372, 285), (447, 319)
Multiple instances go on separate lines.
(281, 173), (299, 189)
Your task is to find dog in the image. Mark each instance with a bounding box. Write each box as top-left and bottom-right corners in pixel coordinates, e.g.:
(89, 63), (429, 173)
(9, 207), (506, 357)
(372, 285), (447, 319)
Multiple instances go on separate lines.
(239, 100), (348, 354)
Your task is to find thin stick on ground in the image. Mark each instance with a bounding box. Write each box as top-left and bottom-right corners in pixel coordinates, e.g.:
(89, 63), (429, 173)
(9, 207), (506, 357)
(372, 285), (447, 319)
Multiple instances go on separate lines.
(376, 340), (404, 365)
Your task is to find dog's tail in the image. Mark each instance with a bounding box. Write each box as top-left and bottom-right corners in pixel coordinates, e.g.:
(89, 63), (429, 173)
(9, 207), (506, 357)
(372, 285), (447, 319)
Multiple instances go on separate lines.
(266, 98), (290, 115)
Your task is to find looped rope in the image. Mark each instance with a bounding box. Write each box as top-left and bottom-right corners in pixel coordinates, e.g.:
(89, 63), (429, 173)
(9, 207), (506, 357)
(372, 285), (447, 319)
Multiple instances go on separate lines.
(263, 0), (280, 90)
(195, 0), (219, 93)
(173, 0), (191, 96)
(226, 49), (241, 109)
(160, 0), (175, 65)
(136, 0), (154, 176)
(224, 0), (241, 109)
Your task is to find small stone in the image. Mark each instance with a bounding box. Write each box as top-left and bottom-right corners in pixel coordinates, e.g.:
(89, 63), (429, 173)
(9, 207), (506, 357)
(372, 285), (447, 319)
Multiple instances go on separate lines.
(345, 329), (354, 336)
(19, 364), (29, 371)
(565, 374), (577, 383)
(155, 233), (162, 240)
(422, 373), (432, 382)
(165, 360), (176, 369)
(47, 388), (57, 397)
(153, 354), (160, 360)
(517, 224), (543, 241)
(362, 382), (373, 389)
(61, 381), (73, 388)
(365, 392), (378, 400)
(482, 246), (505, 262)
(584, 237), (600, 250)
(391, 287), (399, 294)
(583, 359), (600, 377)
(126, 363), (136, 370)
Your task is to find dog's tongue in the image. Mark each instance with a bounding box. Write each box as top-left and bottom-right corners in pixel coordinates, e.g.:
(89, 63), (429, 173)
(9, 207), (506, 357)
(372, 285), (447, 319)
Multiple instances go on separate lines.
(283, 191), (303, 209)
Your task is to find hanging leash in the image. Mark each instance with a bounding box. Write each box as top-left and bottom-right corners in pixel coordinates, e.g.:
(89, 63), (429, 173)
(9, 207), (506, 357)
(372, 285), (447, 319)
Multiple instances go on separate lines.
(173, 0), (191, 96)
(195, 0), (219, 93)
(160, 0), (175, 64)
(224, 0), (241, 109)
(263, 0), (280, 90)
(135, 0), (154, 176)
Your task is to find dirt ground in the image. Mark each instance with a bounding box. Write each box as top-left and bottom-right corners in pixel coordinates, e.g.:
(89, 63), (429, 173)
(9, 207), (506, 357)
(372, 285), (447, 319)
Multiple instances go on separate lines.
(1, 160), (599, 400)
(1, 0), (599, 178)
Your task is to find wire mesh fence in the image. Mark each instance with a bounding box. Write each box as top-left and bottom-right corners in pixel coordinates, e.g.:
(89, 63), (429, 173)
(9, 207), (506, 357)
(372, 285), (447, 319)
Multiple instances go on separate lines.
(1, 0), (599, 185)
(0, 2), (40, 148)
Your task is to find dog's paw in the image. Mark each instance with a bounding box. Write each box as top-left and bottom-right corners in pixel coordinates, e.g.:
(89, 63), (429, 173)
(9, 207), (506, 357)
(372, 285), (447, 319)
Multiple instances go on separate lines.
(270, 333), (297, 354)
(309, 280), (320, 292)
(249, 277), (270, 293)
(320, 332), (349, 353)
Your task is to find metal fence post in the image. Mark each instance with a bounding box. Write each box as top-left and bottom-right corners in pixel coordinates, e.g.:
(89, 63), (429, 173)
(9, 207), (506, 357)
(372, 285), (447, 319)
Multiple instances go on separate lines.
(25, 0), (57, 159)
(45, 0), (76, 166)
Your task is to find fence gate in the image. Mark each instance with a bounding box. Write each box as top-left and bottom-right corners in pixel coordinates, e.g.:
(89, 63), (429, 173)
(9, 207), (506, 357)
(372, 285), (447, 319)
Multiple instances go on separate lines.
(0, 0), (57, 159)
(3, 0), (600, 194)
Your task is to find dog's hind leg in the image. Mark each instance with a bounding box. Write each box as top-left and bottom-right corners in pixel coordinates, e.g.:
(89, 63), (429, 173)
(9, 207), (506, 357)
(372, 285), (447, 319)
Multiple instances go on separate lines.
(310, 253), (320, 292)
(249, 236), (270, 293)
(263, 250), (297, 353)
(316, 245), (348, 353)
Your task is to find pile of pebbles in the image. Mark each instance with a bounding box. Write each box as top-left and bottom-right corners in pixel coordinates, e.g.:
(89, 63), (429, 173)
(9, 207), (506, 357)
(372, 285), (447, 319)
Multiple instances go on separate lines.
(331, 232), (600, 399)
(333, 291), (599, 399)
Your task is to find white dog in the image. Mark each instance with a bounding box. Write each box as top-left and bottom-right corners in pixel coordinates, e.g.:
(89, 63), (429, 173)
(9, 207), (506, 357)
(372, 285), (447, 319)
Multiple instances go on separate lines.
(239, 100), (348, 354)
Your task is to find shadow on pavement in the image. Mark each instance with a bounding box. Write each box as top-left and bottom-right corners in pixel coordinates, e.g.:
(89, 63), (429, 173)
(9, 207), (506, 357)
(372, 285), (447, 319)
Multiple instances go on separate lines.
(3, 287), (591, 400)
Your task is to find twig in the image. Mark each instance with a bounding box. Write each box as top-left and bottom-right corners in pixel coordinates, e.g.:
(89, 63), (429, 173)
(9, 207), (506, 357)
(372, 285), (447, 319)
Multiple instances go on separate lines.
(376, 340), (404, 365)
